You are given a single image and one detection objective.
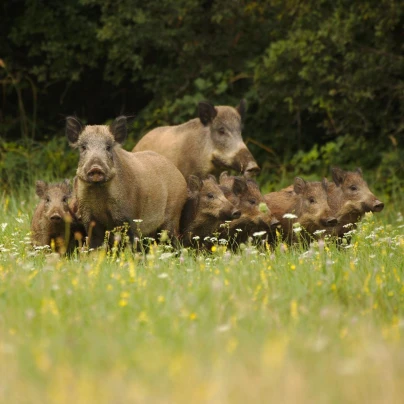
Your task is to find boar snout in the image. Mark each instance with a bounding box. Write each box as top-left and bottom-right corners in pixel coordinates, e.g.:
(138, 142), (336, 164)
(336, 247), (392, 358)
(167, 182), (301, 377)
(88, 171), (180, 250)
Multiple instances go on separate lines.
(232, 209), (241, 219)
(87, 165), (106, 183)
(373, 200), (384, 212)
(322, 217), (338, 227)
(50, 213), (63, 222)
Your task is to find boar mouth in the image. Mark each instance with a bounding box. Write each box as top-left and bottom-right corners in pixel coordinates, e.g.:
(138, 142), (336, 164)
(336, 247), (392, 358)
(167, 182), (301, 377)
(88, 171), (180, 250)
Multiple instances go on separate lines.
(87, 166), (107, 183)
(212, 154), (260, 176)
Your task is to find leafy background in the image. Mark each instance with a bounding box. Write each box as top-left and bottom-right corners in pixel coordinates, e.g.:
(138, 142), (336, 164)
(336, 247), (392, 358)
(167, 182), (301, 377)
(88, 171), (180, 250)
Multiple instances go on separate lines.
(1, 0), (404, 195)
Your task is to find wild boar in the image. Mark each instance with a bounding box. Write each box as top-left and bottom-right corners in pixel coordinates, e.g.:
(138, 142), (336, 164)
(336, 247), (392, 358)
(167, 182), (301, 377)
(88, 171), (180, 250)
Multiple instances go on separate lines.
(327, 167), (384, 237)
(66, 116), (188, 249)
(264, 177), (338, 243)
(31, 179), (85, 254)
(219, 172), (279, 245)
(180, 175), (240, 248)
(132, 100), (260, 179)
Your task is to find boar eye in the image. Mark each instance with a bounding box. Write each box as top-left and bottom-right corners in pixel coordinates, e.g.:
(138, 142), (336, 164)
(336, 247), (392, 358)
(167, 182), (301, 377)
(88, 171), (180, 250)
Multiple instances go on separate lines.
(309, 197), (316, 204)
(249, 199), (256, 205)
(80, 144), (87, 152)
(350, 185), (357, 191)
(45, 197), (50, 203)
(207, 193), (215, 199)
(218, 127), (226, 135)
(106, 145), (112, 152)
(62, 196), (68, 203)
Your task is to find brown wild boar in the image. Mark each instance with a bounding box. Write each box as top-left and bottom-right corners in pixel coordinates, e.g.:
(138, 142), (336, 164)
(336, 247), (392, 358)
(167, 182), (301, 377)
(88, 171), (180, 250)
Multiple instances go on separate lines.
(31, 179), (85, 254)
(180, 175), (240, 248)
(66, 116), (188, 249)
(132, 100), (260, 179)
(327, 167), (384, 237)
(219, 172), (279, 245)
(264, 178), (338, 243)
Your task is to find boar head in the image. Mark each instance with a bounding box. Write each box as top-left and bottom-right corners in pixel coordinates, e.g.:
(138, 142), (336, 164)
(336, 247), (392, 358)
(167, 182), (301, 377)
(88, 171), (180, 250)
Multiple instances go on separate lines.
(66, 116), (127, 184)
(198, 100), (260, 176)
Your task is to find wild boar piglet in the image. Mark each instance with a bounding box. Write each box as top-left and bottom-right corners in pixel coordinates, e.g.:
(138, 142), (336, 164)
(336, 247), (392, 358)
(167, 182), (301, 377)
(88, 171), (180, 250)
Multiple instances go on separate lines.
(327, 167), (384, 237)
(219, 172), (279, 245)
(264, 177), (337, 243)
(31, 179), (85, 254)
(180, 175), (240, 247)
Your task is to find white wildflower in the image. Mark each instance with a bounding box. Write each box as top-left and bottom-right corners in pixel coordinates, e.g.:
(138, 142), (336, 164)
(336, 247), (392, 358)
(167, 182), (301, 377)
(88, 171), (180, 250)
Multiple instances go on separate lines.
(313, 229), (326, 235)
(1, 223), (7, 232)
(218, 239), (228, 245)
(293, 227), (302, 233)
(133, 219), (143, 223)
(192, 236), (200, 240)
(15, 218), (24, 224)
(343, 223), (354, 228)
(283, 213), (298, 219)
(157, 272), (169, 278)
(253, 230), (267, 237)
(236, 228), (242, 232)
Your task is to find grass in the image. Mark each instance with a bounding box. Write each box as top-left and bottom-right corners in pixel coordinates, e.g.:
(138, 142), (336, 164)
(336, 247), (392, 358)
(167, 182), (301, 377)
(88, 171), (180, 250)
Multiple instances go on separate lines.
(0, 188), (404, 403)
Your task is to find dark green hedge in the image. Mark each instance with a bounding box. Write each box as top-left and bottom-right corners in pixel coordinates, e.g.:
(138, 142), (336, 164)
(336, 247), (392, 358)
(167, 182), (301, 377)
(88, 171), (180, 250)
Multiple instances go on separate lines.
(1, 0), (404, 192)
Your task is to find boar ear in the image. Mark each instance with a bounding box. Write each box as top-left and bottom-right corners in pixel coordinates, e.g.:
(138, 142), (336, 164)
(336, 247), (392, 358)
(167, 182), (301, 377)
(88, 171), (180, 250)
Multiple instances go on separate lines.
(110, 116), (127, 144)
(232, 177), (247, 196)
(66, 117), (83, 145)
(35, 180), (48, 198)
(293, 177), (306, 195)
(219, 171), (229, 184)
(321, 178), (329, 191)
(355, 167), (363, 176)
(198, 102), (217, 126)
(188, 175), (203, 194)
(331, 167), (346, 187)
(236, 99), (247, 122)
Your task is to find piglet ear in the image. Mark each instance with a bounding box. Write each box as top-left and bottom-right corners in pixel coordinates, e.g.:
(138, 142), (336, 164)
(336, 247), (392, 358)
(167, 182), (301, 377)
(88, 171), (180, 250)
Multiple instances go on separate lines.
(293, 177), (306, 195)
(331, 167), (346, 187)
(355, 167), (363, 176)
(198, 102), (217, 126)
(232, 177), (247, 196)
(110, 116), (127, 144)
(61, 179), (72, 194)
(206, 174), (217, 183)
(66, 117), (83, 145)
(36, 180), (48, 198)
(236, 99), (247, 122)
(219, 171), (229, 184)
(188, 175), (203, 194)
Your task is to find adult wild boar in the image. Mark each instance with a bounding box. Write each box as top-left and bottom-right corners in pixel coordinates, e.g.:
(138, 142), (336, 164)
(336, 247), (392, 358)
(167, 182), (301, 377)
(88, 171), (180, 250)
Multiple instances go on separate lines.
(180, 175), (240, 247)
(264, 178), (337, 243)
(327, 167), (384, 237)
(66, 116), (188, 249)
(31, 179), (85, 254)
(132, 100), (260, 179)
(219, 172), (279, 245)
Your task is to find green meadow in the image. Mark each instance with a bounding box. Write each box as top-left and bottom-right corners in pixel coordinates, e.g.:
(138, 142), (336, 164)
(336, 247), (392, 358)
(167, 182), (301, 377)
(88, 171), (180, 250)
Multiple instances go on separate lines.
(0, 189), (403, 403)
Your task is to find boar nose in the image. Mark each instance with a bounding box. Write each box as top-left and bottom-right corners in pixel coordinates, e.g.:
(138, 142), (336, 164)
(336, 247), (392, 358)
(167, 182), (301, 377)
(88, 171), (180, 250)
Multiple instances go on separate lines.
(50, 213), (62, 222)
(325, 217), (338, 227)
(232, 209), (241, 219)
(373, 200), (384, 212)
(244, 161), (260, 177)
(87, 165), (105, 182)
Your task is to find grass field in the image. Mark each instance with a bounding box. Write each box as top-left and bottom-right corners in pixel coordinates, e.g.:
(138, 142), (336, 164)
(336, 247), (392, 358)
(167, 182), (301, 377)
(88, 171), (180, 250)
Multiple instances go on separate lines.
(1, 188), (403, 403)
